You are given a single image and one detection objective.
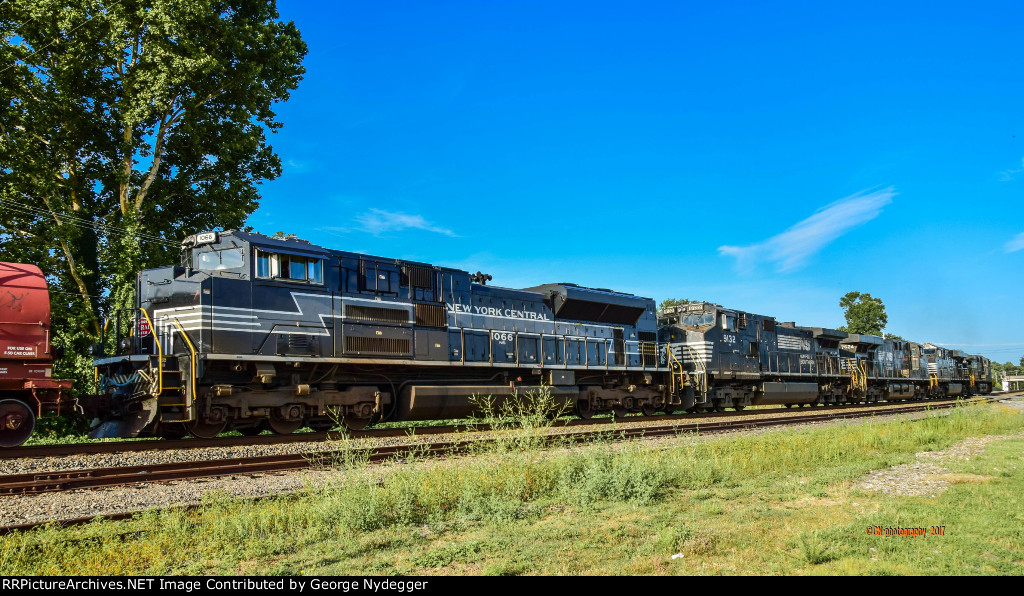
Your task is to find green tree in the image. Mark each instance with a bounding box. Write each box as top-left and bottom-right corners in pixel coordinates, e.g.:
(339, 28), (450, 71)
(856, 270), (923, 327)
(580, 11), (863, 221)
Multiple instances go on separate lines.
(659, 297), (692, 311)
(0, 1), (306, 387)
(838, 291), (888, 336)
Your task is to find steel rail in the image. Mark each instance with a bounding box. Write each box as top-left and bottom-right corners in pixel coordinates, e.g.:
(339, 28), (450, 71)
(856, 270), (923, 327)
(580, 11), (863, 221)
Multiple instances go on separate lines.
(0, 398), (994, 497)
(5, 395), (1005, 460)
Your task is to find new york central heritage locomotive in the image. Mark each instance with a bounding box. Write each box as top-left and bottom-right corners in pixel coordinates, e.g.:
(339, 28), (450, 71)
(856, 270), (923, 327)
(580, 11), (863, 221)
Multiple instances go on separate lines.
(70, 230), (991, 442)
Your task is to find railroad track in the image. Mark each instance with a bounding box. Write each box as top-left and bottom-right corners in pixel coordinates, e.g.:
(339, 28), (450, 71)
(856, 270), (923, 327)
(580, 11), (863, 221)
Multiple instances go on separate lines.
(4, 395), (1001, 460)
(0, 397), (992, 497)
(0, 397), (1000, 535)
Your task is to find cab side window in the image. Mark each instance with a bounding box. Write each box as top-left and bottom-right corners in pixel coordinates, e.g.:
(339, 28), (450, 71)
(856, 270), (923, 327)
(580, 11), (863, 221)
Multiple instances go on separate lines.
(255, 249), (323, 284)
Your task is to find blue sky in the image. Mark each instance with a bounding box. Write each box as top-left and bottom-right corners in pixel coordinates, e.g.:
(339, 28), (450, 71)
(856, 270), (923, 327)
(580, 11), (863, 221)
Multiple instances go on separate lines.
(246, 0), (1024, 363)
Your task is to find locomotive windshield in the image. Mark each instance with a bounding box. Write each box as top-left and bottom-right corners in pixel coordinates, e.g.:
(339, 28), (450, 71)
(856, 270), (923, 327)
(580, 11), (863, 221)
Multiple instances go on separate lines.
(682, 313), (716, 327)
(196, 248), (244, 271)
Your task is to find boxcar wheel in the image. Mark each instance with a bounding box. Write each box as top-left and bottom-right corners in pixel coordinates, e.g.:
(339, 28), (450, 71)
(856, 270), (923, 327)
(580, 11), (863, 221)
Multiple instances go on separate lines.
(0, 399), (35, 448)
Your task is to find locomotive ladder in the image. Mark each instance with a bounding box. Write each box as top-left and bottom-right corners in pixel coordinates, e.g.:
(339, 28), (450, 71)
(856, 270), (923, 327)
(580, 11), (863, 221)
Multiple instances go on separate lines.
(847, 358), (868, 396)
(676, 344), (709, 404)
(139, 309), (196, 423)
(157, 319), (198, 422)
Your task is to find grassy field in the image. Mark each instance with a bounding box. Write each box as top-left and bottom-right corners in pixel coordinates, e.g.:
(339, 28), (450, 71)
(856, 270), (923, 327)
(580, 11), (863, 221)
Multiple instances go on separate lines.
(3, 402), (1023, 575)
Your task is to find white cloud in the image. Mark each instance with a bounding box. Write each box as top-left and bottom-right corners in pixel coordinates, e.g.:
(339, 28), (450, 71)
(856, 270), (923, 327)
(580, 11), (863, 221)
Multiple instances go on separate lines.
(1005, 232), (1024, 253)
(286, 159), (317, 174)
(355, 209), (457, 237)
(718, 187), (895, 273)
(999, 158), (1024, 182)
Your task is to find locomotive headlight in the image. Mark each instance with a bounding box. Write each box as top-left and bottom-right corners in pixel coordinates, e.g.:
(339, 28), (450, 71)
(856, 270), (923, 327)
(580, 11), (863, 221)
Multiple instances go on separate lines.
(119, 338), (132, 352)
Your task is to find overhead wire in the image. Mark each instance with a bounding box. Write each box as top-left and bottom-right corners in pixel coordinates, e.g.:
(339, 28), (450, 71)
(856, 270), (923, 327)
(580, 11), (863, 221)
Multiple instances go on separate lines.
(0, 0), (126, 75)
(0, 198), (179, 247)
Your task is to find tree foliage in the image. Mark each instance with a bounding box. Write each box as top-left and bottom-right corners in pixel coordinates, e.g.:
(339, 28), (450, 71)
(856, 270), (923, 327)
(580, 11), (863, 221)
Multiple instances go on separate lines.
(659, 297), (692, 311)
(837, 291), (888, 336)
(0, 1), (306, 387)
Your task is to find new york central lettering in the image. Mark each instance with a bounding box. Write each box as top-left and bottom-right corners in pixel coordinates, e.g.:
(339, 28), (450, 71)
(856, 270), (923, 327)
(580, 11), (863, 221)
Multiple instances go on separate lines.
(446, 303), (550, 321)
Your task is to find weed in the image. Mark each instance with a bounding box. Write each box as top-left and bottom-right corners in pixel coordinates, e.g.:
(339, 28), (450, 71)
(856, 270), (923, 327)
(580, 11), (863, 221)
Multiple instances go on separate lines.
(794, 531), (835, 565)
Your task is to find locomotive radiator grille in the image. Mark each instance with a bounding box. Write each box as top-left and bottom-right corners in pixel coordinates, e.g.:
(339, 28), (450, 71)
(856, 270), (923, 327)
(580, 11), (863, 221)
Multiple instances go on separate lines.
(406, 266), (434, 289)
(346, 304), (409, 324)
(344, 336), (411, 356)
(414, 303), (446, 328)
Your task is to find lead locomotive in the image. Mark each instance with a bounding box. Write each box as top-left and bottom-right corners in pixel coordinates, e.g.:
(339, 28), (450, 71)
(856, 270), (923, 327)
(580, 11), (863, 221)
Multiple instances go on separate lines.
(85, 231), (668, 438)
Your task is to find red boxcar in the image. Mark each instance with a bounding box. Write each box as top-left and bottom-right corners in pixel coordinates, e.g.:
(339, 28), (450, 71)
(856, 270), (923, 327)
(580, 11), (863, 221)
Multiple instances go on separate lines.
(0, 262), (76, 447)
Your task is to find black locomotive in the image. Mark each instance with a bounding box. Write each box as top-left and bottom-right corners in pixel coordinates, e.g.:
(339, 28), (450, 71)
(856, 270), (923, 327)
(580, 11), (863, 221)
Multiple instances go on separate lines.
(82, 230), (992, 439)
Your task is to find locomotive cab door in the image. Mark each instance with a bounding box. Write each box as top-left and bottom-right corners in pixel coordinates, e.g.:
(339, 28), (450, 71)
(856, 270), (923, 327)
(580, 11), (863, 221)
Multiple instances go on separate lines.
(758, 318), (778, 374)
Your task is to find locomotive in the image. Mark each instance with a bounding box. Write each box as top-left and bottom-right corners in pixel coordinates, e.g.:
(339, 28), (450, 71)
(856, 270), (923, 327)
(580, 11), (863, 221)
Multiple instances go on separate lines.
(83, 230), (668, 439)
(658, 302), (991, 412)
(77, 230), (993, 441)
(0, 262), (77, 447)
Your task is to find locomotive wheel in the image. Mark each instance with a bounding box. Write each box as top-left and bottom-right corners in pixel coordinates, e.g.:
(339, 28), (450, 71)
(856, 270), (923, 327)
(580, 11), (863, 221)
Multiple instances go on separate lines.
(341, 414), (372, 431)
(640, 404), (658, 416)
(575, 400), (595, 420)
(267, 415), (304, 435)
(0, 399), (35, 448)
(784, 403), (793, 408)
(612, 406), (629, 419)
(732, 402), (745, 411)
(712, 402), (726, 413)
(184, 419), (228, 439)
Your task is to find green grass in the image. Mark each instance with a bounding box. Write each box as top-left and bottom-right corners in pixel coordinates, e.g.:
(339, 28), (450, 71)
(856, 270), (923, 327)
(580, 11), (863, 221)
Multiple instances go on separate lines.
(3, 402), (1023, 575)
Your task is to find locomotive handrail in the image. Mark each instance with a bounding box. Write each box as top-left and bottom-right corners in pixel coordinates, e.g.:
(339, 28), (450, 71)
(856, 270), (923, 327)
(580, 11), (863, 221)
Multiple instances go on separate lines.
(678, 343), (708, 402)
(171, 318), (197, 414)
(666, 345), (683, 396)
(137, 308), (163, 396)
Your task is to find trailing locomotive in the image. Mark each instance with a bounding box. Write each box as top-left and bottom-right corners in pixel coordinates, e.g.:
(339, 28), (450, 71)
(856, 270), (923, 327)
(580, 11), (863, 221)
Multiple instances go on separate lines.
(75, 230), (993, 440)
(658, 302), (992, 412)
(0, 262), (77, 447)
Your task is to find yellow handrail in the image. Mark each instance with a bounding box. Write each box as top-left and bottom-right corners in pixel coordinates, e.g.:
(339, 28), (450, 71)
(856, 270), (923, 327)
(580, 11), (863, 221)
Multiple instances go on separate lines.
(172, 319), (198, 410)
(138, 308), (163, 395)
(680, 343), (708, 401)
(666, 345), (683, 396)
